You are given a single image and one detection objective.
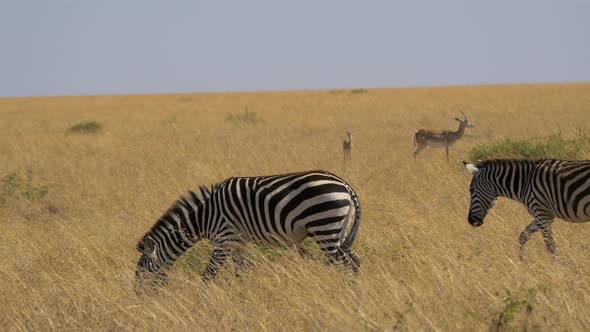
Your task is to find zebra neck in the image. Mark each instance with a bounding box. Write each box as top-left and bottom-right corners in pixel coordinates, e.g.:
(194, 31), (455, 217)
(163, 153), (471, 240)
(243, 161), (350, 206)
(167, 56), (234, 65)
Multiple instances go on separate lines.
(194, 199), (222, 242)
(491, 161), (535, 203)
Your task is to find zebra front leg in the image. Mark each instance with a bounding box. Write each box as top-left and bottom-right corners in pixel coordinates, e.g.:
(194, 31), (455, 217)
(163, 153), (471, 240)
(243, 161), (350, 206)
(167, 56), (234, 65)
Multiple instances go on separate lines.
(518, 220), (540, 260)
(232, 248), (250, 278)
(202, 247), (229, 283)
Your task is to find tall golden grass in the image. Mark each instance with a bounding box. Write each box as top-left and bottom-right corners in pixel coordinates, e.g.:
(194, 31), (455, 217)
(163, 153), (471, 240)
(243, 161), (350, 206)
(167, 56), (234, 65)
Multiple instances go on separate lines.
(1, 83), (590, 331)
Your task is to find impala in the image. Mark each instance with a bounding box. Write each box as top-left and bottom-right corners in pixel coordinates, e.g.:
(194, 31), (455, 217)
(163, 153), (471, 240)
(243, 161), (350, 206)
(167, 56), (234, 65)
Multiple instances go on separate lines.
(413, 112), (475, 162)
(343, 131), (353, 161)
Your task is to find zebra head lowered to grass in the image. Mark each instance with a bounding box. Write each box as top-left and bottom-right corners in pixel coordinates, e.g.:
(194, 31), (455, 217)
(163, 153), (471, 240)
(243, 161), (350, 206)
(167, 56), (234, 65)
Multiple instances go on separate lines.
(135, 170), (362, 293)
(463, 159), (590, 258)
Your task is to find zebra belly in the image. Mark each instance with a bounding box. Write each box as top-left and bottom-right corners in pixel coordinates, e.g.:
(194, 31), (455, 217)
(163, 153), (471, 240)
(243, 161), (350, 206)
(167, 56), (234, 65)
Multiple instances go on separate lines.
(224, 210), (310, 247)
(233, 226), (308, 247)
(555, 209), (590, 223)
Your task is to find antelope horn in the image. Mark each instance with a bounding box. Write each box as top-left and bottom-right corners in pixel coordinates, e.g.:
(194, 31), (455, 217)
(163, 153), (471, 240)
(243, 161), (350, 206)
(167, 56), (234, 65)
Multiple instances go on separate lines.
(460, 111), (467, 119)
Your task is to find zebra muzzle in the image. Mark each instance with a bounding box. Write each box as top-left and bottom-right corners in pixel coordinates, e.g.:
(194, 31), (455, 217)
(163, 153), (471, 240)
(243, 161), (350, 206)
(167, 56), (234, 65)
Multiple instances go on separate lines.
(468, 215), (484, 227)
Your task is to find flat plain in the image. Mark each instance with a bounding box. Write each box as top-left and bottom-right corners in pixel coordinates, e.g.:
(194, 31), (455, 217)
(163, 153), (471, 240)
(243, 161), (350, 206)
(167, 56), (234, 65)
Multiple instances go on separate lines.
(1, 83), (590, 331)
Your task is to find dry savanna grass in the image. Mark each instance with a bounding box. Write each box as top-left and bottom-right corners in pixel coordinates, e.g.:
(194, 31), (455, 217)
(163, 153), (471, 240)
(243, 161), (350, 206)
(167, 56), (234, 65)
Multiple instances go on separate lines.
(1, 83), (590, 331)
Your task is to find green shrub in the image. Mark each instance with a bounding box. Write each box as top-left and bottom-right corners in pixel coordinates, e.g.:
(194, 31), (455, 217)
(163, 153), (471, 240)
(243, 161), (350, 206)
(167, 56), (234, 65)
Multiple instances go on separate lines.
(490, 288), (536, 332)
(469, 129), (590, 161)
(226, 107), (261, 127)
(68, 121), (103, 134)
(176, 241), (216, 275)
(0, 167), (52, 204)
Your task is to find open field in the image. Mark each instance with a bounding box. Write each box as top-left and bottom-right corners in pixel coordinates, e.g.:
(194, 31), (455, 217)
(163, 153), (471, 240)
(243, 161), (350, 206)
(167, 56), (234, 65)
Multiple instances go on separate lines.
(1, 83), (590, 331)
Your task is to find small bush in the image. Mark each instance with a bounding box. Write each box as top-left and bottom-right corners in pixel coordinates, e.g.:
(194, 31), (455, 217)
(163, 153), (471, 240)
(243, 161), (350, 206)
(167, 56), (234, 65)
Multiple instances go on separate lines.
(350, 88), (368, 94)
(176, 241), (216, 275)
(226, 107), (261, 127)
(179, 96), (193, 102)
(160, 114), (178, 127)
(68, 121), (103, 134)
(469, 128), (590, 161)
(0, 167), (52, 204)
(490, 288), (536, 332)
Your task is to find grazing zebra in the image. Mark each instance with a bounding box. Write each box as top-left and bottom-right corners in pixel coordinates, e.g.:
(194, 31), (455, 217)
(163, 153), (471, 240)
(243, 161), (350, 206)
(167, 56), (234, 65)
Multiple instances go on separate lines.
(135, 170), (361, 292)
(463, 159), (590, 258)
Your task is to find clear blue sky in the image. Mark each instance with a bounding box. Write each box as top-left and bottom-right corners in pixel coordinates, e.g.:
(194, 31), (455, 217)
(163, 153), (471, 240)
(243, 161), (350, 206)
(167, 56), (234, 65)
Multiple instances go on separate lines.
(1, 1), (589, 97)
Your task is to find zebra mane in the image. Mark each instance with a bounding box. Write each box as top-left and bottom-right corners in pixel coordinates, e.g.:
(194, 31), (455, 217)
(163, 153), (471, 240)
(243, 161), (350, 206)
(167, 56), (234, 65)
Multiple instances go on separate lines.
(136, 189), (207, 251)
(136, 183), (225, 251)
(199, 183), (221, 200)
(475, 159), (543, 169)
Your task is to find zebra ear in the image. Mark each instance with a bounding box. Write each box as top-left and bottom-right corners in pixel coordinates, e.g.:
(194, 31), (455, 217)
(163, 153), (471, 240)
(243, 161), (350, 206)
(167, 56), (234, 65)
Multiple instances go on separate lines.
(142, 236), (158, 259)
(463, 161), (480, 175)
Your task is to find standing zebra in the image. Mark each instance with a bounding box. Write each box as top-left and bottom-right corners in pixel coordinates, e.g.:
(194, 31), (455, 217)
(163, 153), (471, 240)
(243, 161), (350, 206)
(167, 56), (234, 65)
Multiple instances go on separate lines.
(135, 170), (361, 292)
(463, 159), (590, 258)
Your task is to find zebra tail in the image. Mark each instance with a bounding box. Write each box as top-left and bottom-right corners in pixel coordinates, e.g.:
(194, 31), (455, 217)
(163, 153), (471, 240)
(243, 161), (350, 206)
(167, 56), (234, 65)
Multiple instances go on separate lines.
(341, 192), (361, 252)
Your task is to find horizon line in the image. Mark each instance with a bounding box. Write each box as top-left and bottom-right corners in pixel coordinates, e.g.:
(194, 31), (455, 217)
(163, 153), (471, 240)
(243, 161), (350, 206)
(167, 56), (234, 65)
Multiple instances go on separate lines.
(1, 80), (589, 99)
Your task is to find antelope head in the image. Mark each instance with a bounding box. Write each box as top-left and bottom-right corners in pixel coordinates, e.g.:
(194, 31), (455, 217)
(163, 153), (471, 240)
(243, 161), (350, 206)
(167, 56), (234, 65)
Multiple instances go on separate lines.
(454, 111), (475, 128)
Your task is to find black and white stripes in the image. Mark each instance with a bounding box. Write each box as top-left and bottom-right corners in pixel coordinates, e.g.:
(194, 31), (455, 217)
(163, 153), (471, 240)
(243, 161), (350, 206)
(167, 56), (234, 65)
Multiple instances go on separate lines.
(135, 170), (361, 291)
(464, 159), (590, 257)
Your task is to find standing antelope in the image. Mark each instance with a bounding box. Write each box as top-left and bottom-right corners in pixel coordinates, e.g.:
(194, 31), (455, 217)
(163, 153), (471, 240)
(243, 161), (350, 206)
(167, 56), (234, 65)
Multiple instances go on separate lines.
(413, 112), (475, 162)
(343, 131), (353, 161)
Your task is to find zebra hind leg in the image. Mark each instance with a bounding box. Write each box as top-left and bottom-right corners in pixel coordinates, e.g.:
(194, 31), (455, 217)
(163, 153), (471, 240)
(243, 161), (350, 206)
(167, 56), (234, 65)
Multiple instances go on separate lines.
(308, 229), (359, 272)
(540, 221), (556, 256)
(332, 248), (361, 273)
(321, 247), (361, 273)
(342, 249), (361, 272)
(518, 220), (540, 260)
